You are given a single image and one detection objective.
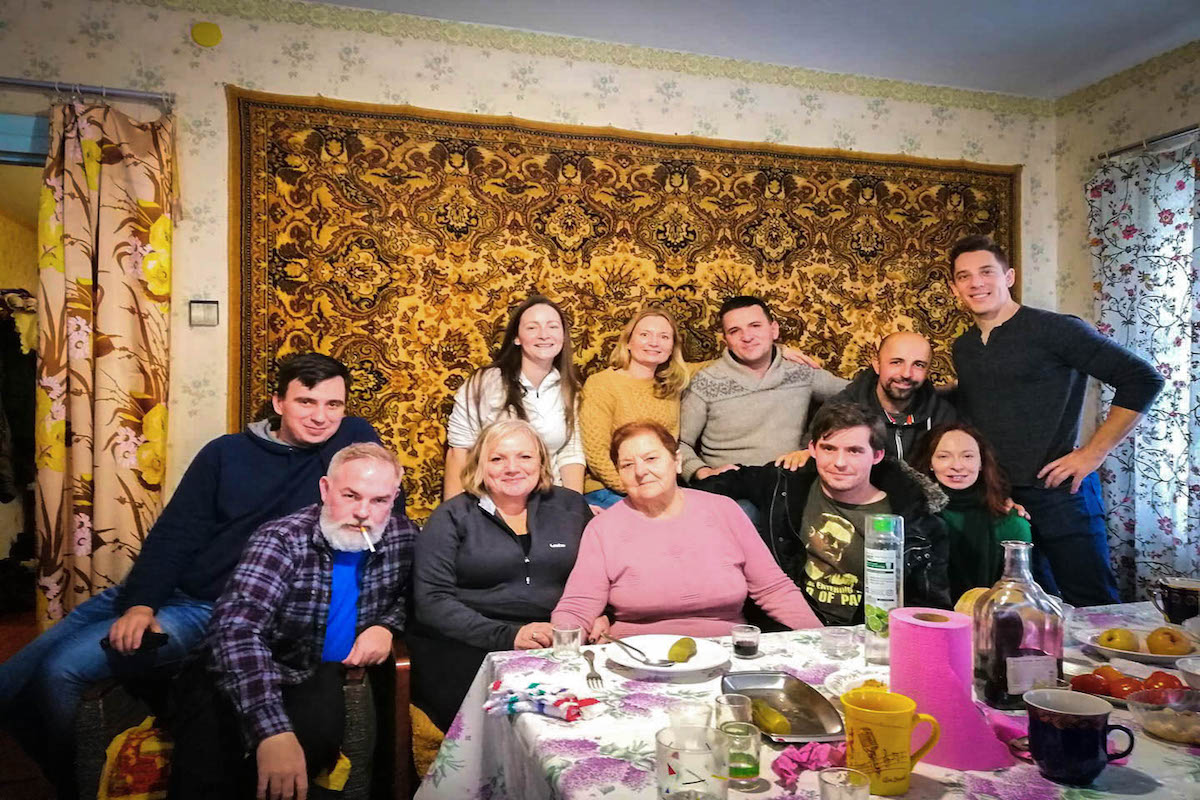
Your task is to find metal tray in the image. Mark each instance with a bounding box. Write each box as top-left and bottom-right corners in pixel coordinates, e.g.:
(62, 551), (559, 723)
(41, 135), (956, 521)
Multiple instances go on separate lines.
(721, 671), (845, 743)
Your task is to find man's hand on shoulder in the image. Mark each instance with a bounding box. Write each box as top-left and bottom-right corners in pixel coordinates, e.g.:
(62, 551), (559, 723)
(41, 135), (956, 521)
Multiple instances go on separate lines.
(780, 345), (820, 369)
(693, 464), (740, 481)
(256, 731), (307, 800)
(1037, 447), (1104, 494)
(1002, 497), (1031, 520)
(774, 450), (811, 471)
(342, 625), (394, 667)
(108, 605), (162, 654)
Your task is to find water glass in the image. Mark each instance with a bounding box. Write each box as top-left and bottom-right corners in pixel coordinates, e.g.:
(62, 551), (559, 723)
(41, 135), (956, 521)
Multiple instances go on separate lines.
(668, 700), (712, 730)
(821, 627), (856, 659)
(714, 693), (752, 728)
(655, 726), (728, 800)
(552, 625), (582, 660)
(731, 624), (760, 658)
(719, 721), (760, 789)
(818, 767), (871, 800)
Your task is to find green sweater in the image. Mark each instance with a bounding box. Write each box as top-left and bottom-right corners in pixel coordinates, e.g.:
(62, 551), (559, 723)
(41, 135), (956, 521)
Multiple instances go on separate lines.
(940, 507), (1031, 601)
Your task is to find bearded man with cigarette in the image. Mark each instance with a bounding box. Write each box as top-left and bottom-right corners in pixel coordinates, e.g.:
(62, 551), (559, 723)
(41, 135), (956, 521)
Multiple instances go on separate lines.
(0, 353), (388, 797)
(167, 442), (417, 800)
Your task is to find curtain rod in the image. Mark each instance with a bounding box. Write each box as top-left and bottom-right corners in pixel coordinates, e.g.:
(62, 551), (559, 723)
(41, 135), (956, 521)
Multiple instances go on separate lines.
(1094, 123), (1198, 161)
(0, 76), (173, 107)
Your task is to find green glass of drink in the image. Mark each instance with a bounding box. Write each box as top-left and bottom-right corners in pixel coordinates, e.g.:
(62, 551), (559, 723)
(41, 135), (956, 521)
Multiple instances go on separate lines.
(720, 721), (760, 789)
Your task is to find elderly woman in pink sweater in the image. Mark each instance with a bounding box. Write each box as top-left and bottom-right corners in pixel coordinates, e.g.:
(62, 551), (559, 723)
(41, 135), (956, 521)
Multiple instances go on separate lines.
(552, 421), (823, 637)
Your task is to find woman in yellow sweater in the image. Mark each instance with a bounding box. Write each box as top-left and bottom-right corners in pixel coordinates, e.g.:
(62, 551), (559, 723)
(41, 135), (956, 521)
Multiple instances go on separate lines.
(580, 307), (690, 508)
(581, 307), (821, 509)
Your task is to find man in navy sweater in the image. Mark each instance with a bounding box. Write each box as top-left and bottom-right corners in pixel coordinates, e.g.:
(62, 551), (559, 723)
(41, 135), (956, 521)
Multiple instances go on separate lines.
(949, 235), (1164, 606)
(0, 353), (385, 783)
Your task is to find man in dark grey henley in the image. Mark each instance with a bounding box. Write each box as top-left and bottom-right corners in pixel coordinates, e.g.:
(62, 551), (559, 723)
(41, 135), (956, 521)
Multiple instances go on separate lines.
(948, 235), (1164, 607)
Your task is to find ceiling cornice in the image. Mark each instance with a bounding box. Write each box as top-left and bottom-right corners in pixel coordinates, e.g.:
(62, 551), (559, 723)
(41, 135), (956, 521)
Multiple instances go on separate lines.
(1053, 38), (1200, 115)
(123, 0), (1197, 118)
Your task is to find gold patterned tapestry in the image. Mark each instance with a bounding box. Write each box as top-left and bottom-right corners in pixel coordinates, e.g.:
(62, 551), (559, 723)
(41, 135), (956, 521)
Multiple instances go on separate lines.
(228, 88), (1019, 522)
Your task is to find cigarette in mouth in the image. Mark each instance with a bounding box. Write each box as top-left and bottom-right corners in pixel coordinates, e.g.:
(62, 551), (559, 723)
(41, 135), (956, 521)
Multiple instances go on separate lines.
(360, 525), (375, 552)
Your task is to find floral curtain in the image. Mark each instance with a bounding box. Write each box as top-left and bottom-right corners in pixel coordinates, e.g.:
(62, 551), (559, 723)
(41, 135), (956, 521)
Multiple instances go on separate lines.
(34, 103), (174, 625)
(1086, 144), (1199, 600)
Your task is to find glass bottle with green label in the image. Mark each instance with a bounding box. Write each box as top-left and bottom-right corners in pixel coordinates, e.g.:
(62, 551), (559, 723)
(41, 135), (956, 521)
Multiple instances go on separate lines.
(864, 514), (904, 665)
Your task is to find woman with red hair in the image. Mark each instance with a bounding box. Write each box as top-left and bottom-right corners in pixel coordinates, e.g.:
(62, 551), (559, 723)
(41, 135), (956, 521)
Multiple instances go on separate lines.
(911, 422), (1031, 600)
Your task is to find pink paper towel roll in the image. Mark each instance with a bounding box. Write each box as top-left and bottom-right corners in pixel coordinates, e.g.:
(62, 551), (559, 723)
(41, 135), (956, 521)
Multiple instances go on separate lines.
(889, 607), (1014, 770)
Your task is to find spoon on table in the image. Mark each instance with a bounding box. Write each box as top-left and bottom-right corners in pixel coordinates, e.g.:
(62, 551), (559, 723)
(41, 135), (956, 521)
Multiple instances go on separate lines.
(600, 633), (676, 667)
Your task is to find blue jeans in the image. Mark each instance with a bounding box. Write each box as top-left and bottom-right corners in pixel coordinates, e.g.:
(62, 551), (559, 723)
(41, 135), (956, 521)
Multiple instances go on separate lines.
(0, 585), (213, 750)
(584, 488), (625, 509)
(1011, 472), (1119, 607)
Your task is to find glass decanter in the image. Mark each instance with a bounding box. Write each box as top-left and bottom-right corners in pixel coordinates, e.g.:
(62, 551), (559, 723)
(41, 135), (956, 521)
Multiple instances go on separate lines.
(974, 540), (1064, 709)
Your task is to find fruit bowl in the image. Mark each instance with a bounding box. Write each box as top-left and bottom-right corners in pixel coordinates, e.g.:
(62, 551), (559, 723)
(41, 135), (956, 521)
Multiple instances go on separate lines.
(1087, 627), (1195, 664)
(1124, 688), (1200, 745)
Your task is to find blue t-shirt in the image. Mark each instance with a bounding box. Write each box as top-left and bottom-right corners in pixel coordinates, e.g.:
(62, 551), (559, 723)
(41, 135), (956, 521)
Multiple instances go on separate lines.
(322, 550), (367, 662)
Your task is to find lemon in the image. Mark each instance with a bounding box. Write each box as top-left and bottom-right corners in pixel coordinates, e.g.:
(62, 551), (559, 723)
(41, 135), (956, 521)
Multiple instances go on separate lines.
(751, 699), (791, 735)
(954, 587), (989, 617)
(667, 637), (697, 663)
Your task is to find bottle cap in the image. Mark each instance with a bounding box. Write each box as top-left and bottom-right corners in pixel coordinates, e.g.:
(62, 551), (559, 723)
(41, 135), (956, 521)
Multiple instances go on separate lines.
(868, 514), (901, 532)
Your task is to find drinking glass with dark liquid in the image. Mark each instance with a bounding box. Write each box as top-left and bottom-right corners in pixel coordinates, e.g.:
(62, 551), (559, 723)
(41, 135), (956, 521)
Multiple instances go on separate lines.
(731, 624), (760, 658)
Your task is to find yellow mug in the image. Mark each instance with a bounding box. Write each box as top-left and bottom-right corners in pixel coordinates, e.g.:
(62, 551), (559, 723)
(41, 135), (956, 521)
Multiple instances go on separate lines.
(842, 689), (940, 796)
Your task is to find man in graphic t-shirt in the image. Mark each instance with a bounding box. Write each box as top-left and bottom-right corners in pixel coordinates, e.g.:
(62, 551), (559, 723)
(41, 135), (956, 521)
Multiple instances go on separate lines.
(797, 484), (891, 624)
(695, 402), (950, 625)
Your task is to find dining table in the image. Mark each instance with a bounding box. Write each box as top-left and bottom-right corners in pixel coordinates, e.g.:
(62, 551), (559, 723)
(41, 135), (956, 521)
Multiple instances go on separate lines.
(415, 602), (1200, 799)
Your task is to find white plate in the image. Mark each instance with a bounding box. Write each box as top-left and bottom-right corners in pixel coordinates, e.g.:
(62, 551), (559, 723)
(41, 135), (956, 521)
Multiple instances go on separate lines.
(1087, 631), (1195, 665)
(603, 634), (728, 675)
(823, 666), (891, 697)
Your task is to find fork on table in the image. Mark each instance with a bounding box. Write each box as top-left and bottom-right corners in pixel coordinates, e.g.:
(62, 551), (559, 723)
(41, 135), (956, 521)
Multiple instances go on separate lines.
(583, 649), (604, 690)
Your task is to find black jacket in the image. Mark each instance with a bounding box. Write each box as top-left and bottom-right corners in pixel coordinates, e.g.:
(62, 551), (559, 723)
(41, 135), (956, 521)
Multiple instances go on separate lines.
(408, 486), (591, 730)
(817, 368), (957, 463)
(694, 458), (951, 617)
(412, 487), (592, 651)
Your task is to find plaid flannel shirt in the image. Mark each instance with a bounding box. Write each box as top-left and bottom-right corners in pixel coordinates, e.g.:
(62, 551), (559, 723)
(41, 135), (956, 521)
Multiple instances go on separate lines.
(208, 503), (417, 747)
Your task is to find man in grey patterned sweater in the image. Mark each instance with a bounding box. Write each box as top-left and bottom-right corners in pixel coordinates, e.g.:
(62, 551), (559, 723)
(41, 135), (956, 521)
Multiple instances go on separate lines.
(679, 296), (848, 485)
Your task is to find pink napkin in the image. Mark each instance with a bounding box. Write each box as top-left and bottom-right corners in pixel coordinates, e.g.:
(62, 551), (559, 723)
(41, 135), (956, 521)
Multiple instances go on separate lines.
(975, 701), (1028, 743)
(771, 742), (847, 788)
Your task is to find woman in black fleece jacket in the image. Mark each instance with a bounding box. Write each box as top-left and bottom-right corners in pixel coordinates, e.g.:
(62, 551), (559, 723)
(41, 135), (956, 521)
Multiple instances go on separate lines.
(409, 420), (592, 731)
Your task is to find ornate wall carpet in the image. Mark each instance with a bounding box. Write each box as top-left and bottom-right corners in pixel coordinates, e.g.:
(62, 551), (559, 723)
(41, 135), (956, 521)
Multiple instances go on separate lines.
(228, 87), (1020, 521)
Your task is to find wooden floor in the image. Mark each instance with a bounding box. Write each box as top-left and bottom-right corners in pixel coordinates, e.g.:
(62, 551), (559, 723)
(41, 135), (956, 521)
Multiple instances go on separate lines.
(0, 609), (55, 800)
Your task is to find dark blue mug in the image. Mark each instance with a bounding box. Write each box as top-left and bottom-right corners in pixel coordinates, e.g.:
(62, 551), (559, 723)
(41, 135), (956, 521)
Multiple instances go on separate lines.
(1011, 689), (1134, 785)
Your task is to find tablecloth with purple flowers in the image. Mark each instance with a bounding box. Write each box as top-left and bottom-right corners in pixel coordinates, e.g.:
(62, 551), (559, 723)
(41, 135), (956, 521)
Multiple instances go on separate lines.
(416, 603), (1200, 799)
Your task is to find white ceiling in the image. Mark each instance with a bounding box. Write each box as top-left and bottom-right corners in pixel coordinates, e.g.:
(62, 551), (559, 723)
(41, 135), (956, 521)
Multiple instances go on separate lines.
(318, 0), (1200, 98)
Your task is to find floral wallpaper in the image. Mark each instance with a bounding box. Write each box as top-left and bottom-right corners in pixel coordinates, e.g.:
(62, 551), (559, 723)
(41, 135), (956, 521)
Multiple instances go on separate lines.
(0, 0), (1193, 493)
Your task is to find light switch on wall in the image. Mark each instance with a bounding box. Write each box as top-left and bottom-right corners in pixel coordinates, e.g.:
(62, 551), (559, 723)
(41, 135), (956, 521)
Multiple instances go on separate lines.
(188, 299), (219, 327)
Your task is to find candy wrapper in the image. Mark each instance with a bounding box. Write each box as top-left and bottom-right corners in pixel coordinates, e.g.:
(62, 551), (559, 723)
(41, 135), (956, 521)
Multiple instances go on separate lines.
(483, 680), (602, 722)
(770, 741), (847, 788)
